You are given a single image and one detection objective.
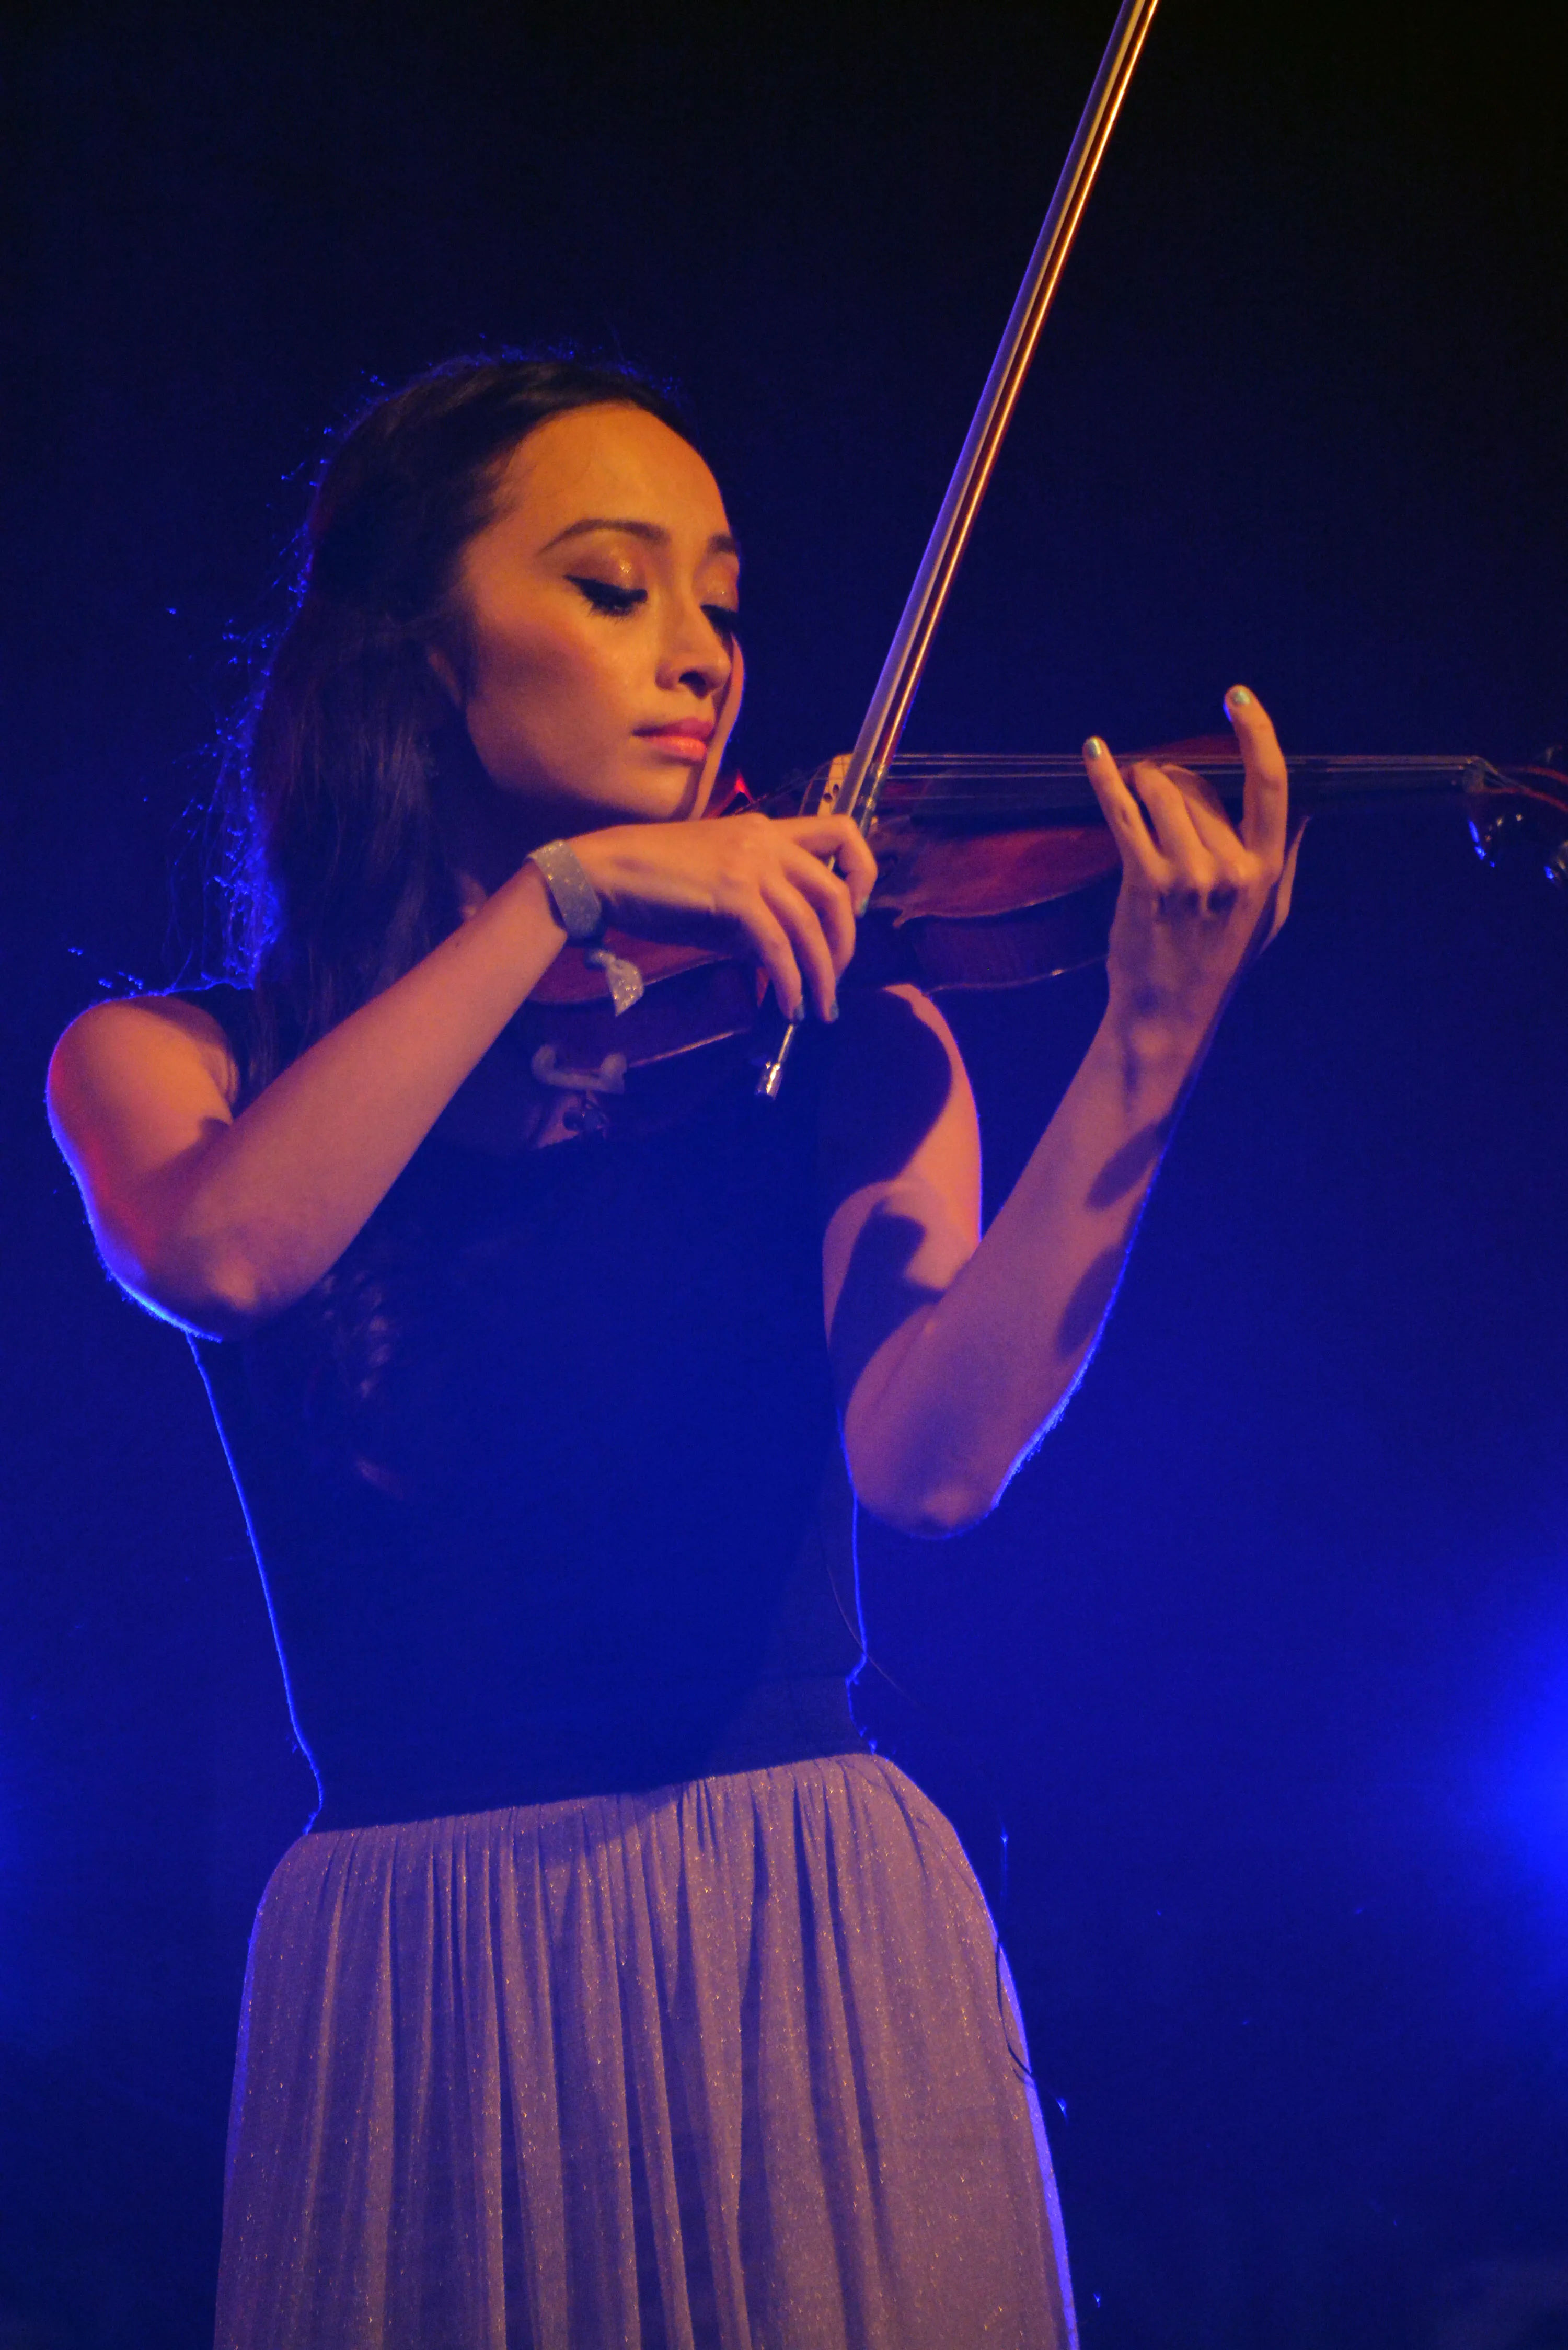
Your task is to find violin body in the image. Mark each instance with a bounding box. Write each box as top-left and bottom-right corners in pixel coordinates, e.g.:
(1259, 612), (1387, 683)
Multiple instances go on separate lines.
(515, 744), (1568, 1097)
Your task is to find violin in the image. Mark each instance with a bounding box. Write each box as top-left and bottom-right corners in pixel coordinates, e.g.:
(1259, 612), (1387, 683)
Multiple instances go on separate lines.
(517, 746), (1568, 1103)
(517, 0), (1568, 1111)
(840, 744), (1568, 990)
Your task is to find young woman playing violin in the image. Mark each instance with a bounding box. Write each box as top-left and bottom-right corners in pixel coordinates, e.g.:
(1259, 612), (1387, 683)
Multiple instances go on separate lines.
(48, 358), (1295, 2349)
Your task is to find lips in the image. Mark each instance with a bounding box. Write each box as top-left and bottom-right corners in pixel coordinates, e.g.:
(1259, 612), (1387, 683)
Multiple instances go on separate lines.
(636, 719), (714, 761)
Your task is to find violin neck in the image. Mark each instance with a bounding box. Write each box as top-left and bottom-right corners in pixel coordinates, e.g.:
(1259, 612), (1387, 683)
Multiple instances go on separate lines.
(857, 752), (1512, 825)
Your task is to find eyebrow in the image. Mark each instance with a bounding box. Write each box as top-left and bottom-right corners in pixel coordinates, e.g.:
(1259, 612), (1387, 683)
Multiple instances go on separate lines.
(541, 516), (740, 559)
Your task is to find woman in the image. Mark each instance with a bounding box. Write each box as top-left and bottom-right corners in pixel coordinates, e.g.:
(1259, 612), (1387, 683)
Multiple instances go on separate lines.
(48, 356), (1295, 2348)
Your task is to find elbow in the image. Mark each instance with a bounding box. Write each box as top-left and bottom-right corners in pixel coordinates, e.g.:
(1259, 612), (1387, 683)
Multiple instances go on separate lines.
(164, 1251), (295, 1338)
(889, 1486), (999, 1540)
(177, 1267), (284, 1339)
(114, 1230), (297, 1339)
(842, 1397), (1004, 1538)
(848, 1457), (1000, 1541)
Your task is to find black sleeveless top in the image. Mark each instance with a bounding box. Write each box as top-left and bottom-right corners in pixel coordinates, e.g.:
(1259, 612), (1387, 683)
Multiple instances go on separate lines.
(184, 986), (866, 1829)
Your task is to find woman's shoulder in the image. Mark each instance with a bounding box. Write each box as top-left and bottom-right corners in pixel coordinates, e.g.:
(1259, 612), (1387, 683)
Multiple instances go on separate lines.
(161, 982), (256, 1082)
(48, 985), (250, 1132)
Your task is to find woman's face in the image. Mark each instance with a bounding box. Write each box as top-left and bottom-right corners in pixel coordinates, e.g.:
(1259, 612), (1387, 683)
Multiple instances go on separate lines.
(441, 402), (741, 841)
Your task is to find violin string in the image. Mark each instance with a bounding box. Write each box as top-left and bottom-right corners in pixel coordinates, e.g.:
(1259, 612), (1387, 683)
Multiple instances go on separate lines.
(860, 753), (1496, 824)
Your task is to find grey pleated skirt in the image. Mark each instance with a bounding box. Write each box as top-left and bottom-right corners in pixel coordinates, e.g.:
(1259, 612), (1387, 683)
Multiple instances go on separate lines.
(215, 1752), (1076, 2349)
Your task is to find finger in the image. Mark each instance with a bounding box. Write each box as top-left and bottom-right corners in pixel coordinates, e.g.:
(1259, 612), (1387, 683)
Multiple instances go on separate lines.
(1223, 684), (1288, 864)
(696, 638), (746, 812)
(1155, 764), (1250, 877)
(778, 815), (880, 913)
(1081, 735), (1165, 880)
(762, 875), (840, 1020)
(1270, 820), (1307, 936)
(780, 843), (858, 974)
(735, 893), (805, 1023)
(1126, 760), (1218, 881)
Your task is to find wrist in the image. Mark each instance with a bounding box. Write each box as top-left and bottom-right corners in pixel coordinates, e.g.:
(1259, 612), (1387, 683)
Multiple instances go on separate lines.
(1099, 990), (1212, 1095)
(522, 836), (647, 1015)
(556, 826), (628, 911)
(497, 856), (568, 946)
(526, 838), (605, 941)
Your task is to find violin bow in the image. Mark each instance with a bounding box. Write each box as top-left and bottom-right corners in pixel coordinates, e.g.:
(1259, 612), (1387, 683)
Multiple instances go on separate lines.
(758, 0), (1165, 1098)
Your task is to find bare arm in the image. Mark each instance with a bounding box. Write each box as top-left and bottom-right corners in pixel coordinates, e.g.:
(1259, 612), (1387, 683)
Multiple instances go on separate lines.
(48, 810), (878, 1339)
(825, 688), (1300, 1537)
(48, 861), (573, 1334)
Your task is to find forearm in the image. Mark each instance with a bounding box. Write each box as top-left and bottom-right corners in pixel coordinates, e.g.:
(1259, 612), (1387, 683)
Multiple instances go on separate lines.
(845, 1007), (1198, 1533)
(108, 862), (567, 1328)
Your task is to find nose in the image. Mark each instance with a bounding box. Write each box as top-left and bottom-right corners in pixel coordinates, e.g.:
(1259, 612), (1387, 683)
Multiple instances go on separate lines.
(657, 595), (732, 704)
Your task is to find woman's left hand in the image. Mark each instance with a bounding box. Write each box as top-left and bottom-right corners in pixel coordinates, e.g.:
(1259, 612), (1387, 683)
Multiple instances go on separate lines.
(1083, 684), (1302, 1059)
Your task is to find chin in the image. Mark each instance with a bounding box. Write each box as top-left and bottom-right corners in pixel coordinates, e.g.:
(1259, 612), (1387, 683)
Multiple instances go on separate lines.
(613, 763), (706, 823)
(507, 765), (694, 835)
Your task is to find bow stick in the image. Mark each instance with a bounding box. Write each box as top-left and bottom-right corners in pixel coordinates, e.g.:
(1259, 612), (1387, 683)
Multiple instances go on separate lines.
(758, 0), (1166, 1097)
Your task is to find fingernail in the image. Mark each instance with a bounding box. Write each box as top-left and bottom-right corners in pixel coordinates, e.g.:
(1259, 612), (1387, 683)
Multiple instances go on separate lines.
(855, 895), (871, 918)
(790, 1000), (806, 1025)
(825, 996), (840, 1023)
(1083, 735), (1106, 761)
(1226, 686), (1253, 711)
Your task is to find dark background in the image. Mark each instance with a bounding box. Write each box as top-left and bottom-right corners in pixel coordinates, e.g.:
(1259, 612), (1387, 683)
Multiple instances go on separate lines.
(4, 1), (1567, 2343)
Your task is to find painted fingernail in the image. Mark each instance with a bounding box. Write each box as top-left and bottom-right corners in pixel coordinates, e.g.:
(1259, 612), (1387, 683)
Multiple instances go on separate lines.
(825, 996), (840, 1023)
(1226, 686), (1253, 711)
(855, 895), (871, 918)
(1083, 736), (1106, 760)
(790, 999), (806, 1024)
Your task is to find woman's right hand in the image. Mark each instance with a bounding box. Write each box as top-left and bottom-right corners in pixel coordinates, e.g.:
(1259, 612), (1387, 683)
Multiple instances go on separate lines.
(570, 812), (880, 1024)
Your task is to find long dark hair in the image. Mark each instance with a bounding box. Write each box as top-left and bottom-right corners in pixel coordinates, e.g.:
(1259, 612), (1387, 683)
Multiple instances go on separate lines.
(222, 354), (695, 1090)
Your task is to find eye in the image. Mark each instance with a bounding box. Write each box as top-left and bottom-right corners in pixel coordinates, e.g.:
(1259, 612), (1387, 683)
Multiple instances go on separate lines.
(702, 604), (741, 641)
(568, 576), (647, 617)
